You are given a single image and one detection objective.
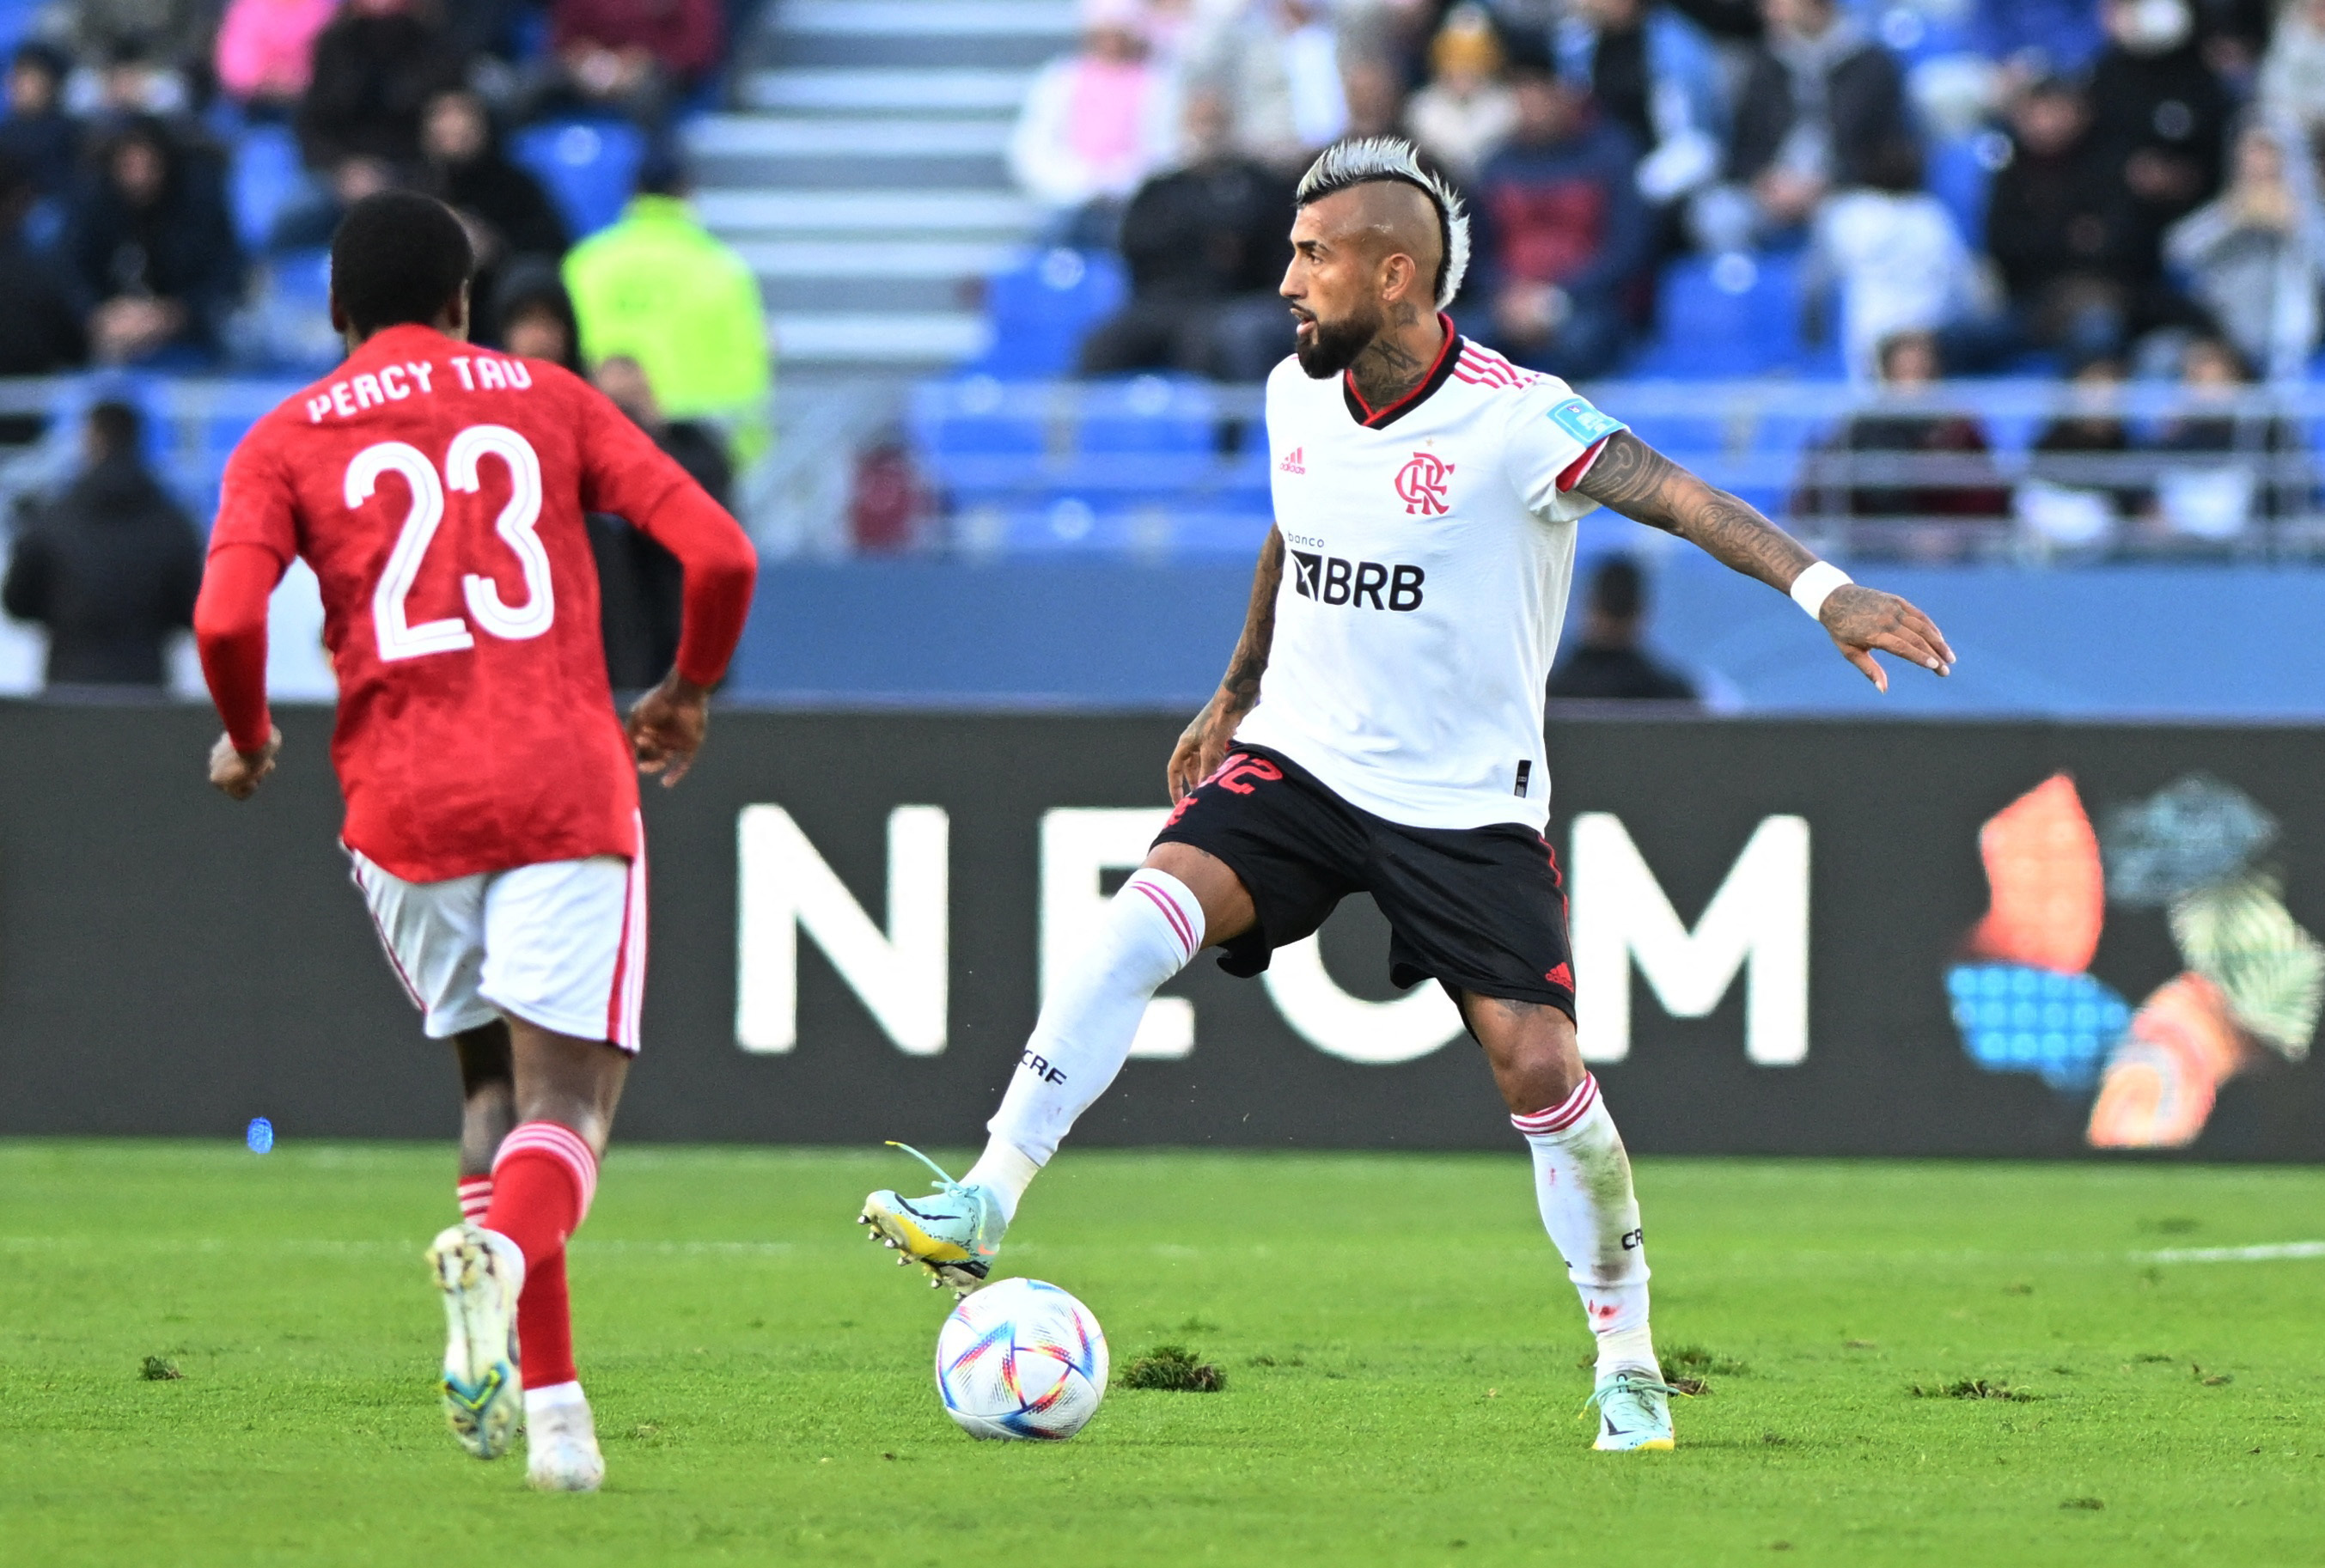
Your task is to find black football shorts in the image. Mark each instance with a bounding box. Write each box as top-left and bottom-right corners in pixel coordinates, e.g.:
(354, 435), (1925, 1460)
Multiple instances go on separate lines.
(1151, 742), (1575, 1017)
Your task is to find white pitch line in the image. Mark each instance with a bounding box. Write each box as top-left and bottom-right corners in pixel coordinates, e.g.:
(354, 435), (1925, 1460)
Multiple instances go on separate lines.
(2138, 1241), (2325, 1263)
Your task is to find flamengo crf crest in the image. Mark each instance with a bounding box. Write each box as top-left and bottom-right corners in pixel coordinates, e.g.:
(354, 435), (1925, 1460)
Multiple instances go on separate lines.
(1395, 450), (1455, 516)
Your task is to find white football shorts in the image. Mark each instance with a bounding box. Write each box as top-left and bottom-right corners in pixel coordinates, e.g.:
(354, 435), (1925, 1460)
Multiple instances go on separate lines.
(347, 836), (648, 1052)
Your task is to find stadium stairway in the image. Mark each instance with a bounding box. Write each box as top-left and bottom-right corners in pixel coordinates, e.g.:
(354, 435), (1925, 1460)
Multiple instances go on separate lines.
(687, 0), (1075, 369)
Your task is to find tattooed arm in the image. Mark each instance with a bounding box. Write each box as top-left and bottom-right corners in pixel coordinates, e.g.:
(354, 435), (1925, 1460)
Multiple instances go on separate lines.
(1168, 528), (1284, 801)
(1574, 430), (1956, 691)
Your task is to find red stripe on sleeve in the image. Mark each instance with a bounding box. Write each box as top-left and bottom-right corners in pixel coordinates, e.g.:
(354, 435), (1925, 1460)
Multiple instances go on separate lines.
(193, 543), (286, 753)
(1557, 436), (1612, 494)
(629, 482), (759, 688)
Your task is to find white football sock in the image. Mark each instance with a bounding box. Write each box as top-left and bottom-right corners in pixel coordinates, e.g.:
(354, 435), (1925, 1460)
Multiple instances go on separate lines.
(978, 868), (1205, 1219)
(1513, 1073), (1658, 1380)
(524, 1381), (587, 1418)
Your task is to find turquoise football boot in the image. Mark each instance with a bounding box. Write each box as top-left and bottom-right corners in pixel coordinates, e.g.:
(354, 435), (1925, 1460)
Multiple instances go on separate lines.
(1586, 1367), (1679, 1451)
(859, 1143), (1008, 1296)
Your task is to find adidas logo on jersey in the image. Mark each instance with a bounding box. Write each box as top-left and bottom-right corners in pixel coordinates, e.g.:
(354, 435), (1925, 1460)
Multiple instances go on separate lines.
(1278, 446), (1305, 474)
(1289, 550), (1425, 611)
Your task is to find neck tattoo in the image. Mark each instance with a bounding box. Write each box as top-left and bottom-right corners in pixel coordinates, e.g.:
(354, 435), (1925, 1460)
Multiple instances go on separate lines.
(1352, 335), (1427, 408)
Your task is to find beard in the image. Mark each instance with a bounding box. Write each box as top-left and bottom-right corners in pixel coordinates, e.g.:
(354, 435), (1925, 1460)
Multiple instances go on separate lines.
(1293, 302), (1384, 379)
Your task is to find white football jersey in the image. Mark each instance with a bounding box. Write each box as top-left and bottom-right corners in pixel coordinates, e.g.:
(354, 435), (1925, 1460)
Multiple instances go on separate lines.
(1234, 330), (1624, 832)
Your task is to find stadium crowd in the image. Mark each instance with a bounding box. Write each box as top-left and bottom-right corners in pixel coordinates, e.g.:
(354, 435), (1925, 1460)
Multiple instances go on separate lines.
(1013, 0), (2325, 552)
(0, 0), (769, 692)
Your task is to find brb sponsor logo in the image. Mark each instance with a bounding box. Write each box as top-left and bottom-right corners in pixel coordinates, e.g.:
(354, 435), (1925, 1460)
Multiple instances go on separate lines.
(1394, 450), (1454, 516)
(1290, 550), (1425, 611)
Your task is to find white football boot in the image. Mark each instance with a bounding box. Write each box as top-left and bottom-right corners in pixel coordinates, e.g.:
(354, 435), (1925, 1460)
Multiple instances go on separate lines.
(425, 1223), (525, 1460)
(526, 1389), (606, 1492)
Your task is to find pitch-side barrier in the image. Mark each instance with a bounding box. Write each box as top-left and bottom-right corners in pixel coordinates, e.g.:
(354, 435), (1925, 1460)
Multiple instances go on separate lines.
(5, 704), (2322, 1158)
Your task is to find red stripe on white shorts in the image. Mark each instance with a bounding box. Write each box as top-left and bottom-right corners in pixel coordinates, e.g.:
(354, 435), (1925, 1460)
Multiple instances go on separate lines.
(603, 815), (649, 1050)
(348, 851), (425, 1010)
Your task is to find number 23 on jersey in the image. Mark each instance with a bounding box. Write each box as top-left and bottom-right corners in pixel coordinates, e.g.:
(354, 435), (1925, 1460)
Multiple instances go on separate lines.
(349, 423), (554, 663)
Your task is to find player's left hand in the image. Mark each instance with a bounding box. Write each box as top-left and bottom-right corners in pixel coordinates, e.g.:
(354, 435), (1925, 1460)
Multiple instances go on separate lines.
(1819, 586), (1955, 693)
(209, 727), (282, 801)
(628, 674), (711, 787)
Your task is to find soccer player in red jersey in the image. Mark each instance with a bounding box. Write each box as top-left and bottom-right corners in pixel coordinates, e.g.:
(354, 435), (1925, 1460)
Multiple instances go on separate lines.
(192, 192), (757, 1491)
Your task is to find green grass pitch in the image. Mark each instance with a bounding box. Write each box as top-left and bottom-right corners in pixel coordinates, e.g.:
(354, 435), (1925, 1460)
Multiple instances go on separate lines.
(3, 1141), (2322, 1565)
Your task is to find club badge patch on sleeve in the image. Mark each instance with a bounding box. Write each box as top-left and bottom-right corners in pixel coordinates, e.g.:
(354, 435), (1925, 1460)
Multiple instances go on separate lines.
(1547, 397), (1626, 447)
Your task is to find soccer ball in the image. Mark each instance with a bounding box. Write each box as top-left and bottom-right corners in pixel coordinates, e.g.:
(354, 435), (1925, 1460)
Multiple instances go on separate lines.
(934, 1278), (1108, 1441)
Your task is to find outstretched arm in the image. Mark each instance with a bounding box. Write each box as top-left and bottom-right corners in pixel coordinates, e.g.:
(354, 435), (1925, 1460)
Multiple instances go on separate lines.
(1168, 528), (1284, 801)
(1575, 430), (1955, 691)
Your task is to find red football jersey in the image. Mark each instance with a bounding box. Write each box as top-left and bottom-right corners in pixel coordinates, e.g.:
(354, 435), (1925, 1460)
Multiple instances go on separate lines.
(211, 324), (707, 882)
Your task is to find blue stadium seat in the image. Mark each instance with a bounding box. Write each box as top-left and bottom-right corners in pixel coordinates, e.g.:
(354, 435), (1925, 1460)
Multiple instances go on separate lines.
(970, 249), (1126, 377)
(511, 119), (645, 240)
(1076, 375), (1213, 454)
(1927, 134), (2002, 251)
(1628, 252), (1811, 378)
(229, 124), (308, 255)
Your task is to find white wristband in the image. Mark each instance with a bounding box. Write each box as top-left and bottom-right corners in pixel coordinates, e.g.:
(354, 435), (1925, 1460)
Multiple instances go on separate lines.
(1788, 561), (1852, 620)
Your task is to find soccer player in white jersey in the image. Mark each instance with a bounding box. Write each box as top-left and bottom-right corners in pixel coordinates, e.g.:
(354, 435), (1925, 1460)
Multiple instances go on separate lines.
(863, 139), (1955, 1451)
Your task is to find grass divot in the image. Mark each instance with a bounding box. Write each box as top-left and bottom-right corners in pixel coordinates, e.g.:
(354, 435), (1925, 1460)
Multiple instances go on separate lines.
(1120, 1344), (1225, 1392)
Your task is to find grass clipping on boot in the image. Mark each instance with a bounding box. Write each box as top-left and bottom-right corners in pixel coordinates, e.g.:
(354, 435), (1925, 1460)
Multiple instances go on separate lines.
(1120, 1344), (1225, 1392)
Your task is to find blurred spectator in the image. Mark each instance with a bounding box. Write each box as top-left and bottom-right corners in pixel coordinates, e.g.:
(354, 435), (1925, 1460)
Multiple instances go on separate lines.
(563, 155), (770, 437)
(2143, 333), (2307, 546)
(490, 257), (582, 367)
(63, 116), (243, 363)
(1956, 75), (2139, 368)
(2194, 0), (2273, 88)
(215, 0), (338, 118)
(2016, 352), (2139, 556)
(0, 152), (86, 442)
(1802, 331), (2007, 558)
(2, 400), (200, 690)
(1468, 65), (1649, 381)
(524, 0), (724, 131)
(51, 1), (214, 112)
(2088, 0), (2229, 276)
(2164, 119), (2325, 381)
(1339, 52), (1406, 141)
(587, 354), (726, 689)
(1404, 5), (1516, 184)
(1077, 91), (1297, 381)
(0, 44), (79, 199)
(1810, 137), (1978, 381)
(1705, 0), (1911, 247)
(2259, 0), (2325, 143)
(420, 88), (568, 343)
(265, 153), (396, 252)
(594, 353), (733, 508)
(1557, 0), (1725, 210)
(270, 153), (410, 255)
(1009, 2), (1176, 226)
(1191, 0), (1349, 167)
(296, 0), (465, 171)
(1968, 0), (2108, 78)
(1546, 556), (1698, 703)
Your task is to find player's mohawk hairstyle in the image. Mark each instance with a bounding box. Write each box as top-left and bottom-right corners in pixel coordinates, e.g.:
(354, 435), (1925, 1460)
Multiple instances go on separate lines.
(1296, 137), (1471, 311)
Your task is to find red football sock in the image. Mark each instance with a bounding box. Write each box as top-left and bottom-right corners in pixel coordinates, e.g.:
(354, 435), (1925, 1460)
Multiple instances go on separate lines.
(517, 1246), (575, 1392)
(456, 1174), (493, 1223)
(484, 1121), (598, 1392)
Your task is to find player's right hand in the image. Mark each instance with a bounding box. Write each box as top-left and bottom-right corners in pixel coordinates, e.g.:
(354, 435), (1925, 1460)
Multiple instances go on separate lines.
(628, 674), (711, 788)
(1166, 706), (1228, 803)
(209, 727), (282, 801)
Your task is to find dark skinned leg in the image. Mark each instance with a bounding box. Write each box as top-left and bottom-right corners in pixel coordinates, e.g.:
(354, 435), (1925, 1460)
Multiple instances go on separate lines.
(506, 1018), (629, 1156)
(454, 1022), (517, 1180)
(1458, 993), (1587, 1117)
(1142, 841), (1259, 949)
